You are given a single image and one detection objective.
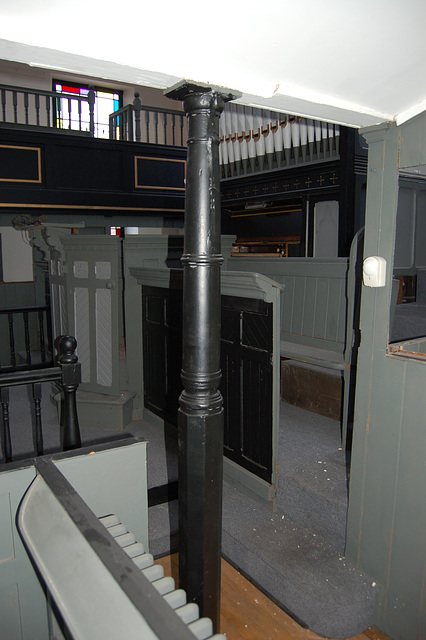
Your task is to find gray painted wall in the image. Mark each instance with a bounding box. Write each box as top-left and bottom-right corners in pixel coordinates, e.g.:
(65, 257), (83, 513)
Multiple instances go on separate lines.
(346, 118), (426, 640)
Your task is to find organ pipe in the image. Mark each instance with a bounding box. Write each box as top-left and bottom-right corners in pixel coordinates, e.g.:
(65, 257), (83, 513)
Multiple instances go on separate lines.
(219, 104), (340, 176)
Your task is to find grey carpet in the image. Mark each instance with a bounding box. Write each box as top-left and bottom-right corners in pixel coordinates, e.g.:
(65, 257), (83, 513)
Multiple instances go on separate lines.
(277, 402), (349, 552)
(390, 302), (426, 343)
(1, 384), (377, 638)
(143, 403), (377, 638)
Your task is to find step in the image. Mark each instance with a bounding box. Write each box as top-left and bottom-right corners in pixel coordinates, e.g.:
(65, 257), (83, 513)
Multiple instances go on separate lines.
(99, 513), (226, 639)
(144, 399), (375, 638)
(277, 474), (348, 553)
(148, 482), (377, 639)
(277, 402), (349, 552)
(221, 482), (377, 639)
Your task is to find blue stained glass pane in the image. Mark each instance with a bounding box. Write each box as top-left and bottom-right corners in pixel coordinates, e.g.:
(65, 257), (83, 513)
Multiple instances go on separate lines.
(81, 88), (89, 96)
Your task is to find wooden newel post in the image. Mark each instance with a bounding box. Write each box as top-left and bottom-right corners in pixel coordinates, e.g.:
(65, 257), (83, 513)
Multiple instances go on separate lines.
(57, 335), (81, 451)
(165, 80), (240, 632)
(133, 92), (142, 142)
(88, 86), (96, 137)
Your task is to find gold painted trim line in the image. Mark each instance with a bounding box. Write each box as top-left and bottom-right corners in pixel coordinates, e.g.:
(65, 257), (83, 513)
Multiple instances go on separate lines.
(231, 208), (302, 218)
(0, 203), (184, 213)
(134, 156), (186, 191)
(0, 145), (42, 183)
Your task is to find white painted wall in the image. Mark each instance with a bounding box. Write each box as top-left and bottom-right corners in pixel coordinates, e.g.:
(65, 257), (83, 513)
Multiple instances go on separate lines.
(1, 0), (426, 127)
(0, 59), (183, 117)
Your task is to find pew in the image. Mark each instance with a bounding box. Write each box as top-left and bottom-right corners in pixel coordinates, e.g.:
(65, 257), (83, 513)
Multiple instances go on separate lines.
(228, 229), (365, 445)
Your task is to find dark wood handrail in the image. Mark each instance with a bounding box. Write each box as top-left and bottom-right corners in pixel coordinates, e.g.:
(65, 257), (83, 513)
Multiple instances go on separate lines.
(1, 83), (95, 135)
(109, 92), (186, 146)
(1, 83), (185, 145)
(0, 304), (51, 314)
(0, 82), (89, 101)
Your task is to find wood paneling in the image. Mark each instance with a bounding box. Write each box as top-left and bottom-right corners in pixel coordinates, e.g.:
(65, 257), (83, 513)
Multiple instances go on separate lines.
(0, 128), (186, 216)
(346, 120), (426, 640)
(142, 286), (274, 483)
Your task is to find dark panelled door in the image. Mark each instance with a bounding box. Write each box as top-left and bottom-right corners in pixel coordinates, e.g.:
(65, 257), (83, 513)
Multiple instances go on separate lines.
(142, 285), (182, 425)
(221, 295), (273, 483)
(142, 286), (273, 483)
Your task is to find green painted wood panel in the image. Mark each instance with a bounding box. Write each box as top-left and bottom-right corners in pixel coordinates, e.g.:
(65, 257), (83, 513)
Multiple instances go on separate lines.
(314, 277), (332, 339)
(398, 111), (426, 169)
(62, 235), (121, 395)
(301, 275), (317, 336)
(346, 119), (426, 640)
(281, 275), (295, 334)
(291, 275), (306, 335)
(383, 362), (426, 639)
(54, 440), (149, 553)
(229, 256), (348, 353)
(0, 439), (149, 639)
(0, 464), (48, 640)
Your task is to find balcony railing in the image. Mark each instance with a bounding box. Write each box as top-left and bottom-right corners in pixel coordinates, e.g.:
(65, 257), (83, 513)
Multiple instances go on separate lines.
(109, 92), (186, 146)
(0, 304), (53, 371)
(0, 83), (95, 135)
(1, 83), (342, 178)
(0, 335), (81, 463)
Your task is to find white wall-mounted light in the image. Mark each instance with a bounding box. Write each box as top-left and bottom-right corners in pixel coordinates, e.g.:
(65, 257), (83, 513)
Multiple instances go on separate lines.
(363, 256), (387, 287)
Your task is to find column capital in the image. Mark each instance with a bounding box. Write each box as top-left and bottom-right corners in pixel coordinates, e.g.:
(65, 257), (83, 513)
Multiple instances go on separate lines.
(164, 79), (241, 103)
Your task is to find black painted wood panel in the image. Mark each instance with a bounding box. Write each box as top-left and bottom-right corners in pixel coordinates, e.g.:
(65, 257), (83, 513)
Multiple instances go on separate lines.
(0, 128), (186, 216)
(220, 295), (273, 482)
(142, 286), (273, 483)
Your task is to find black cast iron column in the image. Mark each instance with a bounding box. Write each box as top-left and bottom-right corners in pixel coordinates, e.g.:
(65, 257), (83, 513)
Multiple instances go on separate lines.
(165, 81), (239, 631)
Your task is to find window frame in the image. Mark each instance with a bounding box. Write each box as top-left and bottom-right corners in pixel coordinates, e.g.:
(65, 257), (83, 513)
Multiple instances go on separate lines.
(53, 79), (123, 138)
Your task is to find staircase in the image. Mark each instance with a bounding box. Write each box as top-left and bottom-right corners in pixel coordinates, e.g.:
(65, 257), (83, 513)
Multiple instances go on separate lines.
(147, 401), (378, 639)
(6, 383), (376, 638)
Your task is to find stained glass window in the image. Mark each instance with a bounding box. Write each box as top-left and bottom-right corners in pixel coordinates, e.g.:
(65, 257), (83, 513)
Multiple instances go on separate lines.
(53, 81), (122, 138)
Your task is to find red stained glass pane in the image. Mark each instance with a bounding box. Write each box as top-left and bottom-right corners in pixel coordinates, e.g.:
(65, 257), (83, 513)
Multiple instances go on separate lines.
(61, 86), (80, 94)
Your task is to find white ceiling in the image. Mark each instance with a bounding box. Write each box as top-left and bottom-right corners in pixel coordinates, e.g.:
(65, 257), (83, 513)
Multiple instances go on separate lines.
(1, 0), (425, 128)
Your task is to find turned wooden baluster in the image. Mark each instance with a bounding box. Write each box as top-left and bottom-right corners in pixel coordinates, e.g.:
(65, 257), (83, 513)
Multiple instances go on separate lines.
(32, 382), (43, 457)
(7, 313), (17, 367)
(0, 387), (12, 463)
(133, 92), (142, 142)
(23, 311), (31, 365)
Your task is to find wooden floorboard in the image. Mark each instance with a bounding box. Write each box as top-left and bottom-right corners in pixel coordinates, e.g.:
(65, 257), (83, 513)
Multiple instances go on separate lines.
(155, 554), (391, 640)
